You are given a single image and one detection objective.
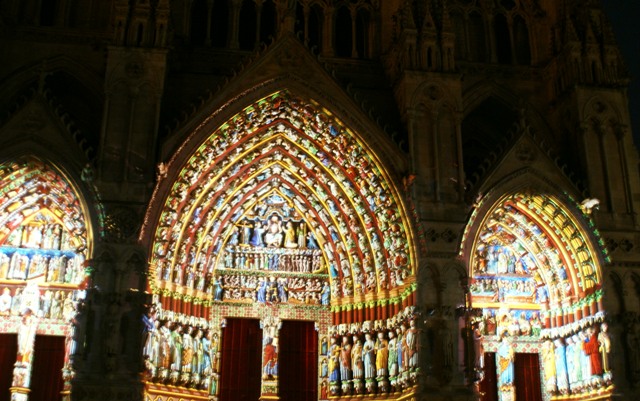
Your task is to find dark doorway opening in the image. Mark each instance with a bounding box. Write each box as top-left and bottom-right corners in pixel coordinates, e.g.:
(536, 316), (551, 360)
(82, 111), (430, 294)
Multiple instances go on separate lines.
(0, 334), (17, 401)
(218, 318), (262, 401)
(30, 335), (65, 401)
(279, 320), (318, 401)
(515, 352), (543, 401)
(480, 351), (498, 401)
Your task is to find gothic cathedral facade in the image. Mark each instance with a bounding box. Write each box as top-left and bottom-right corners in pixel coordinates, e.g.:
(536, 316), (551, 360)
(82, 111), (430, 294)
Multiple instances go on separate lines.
(0, 1), (637, 401)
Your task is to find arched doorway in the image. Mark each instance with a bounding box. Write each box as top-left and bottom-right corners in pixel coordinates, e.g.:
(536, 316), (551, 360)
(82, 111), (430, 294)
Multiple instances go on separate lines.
(462, 191), (612, 401)
(0, 156), (94, 401)
(143, 90), (420, 400)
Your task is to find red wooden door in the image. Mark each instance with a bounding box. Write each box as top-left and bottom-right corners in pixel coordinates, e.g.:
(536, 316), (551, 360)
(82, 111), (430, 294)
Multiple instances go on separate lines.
(0, 334), (17, 401)
(30, 335), (65, 401)
(279, 320), (318, 401)
(218, 318), (262, 401)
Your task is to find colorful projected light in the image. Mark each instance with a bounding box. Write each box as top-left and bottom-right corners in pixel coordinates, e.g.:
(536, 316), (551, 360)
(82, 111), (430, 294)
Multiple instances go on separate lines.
(0, 156), (93, 401)
(149, 91), (416, 305)
(465, 192), (610, 400)
(0, 157), (90, 287)
(469, 193), (601, 314)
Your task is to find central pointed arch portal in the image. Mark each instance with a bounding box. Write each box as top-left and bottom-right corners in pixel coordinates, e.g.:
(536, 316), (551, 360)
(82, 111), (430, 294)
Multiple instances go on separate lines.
(144, 90), (420, 400)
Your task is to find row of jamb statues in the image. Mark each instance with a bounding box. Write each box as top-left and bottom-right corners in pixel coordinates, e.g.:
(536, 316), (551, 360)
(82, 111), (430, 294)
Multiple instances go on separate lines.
(324, 323), (418, 396)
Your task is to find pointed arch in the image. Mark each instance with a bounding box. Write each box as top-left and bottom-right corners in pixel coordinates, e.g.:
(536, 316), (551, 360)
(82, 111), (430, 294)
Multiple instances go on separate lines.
(513, 14), (531, 65)
(0, 156), (95, 271)
(148, 90), (417, 307)
(334, 6), (352, 58)
(464, 192), (606, 308)
(468, 11), (487, 62)
(355, 7), (372, 59)
(461, 179), (613, 398)
(462, 81), (522, 114)
(494, 13), (512, 64)
(441, 259), (468, 307)
(417, 261), (440, 307)
(0, 155), (96, 400)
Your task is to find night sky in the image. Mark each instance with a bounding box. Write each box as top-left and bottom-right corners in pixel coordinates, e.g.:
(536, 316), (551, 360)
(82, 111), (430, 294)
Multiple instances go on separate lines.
(601, 1), (640, 146)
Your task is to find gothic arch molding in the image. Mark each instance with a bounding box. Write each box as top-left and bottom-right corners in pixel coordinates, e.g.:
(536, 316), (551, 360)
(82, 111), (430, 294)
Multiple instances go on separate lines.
(0, 130), (90, 177)
(0, 153), (100, 241)
(463, 190), (607, 307)
(158, 70), (408, 175)
(441, 259), (468, 307)
(142, 88), (422, 399)
(417, 260), (441, 306)
(460, 172), (613, 399)
(462, 169), (608, 299)
(145, 88), (419, 308)
(474, 166), (583, 208)
(0, 155), (97, 399)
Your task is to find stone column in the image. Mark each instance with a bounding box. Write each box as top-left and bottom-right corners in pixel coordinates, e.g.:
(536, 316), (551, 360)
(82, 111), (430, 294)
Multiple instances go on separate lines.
(71, 245), (147, 401)
(204, 0), (215, 46)
(259, 315), (281, 400)
(321, 7), (334, 57)
(228, 0), (243, 49)
(350, 5), (357, 58)
(206, 321), (222, 401)
(10, 312), (38, 401)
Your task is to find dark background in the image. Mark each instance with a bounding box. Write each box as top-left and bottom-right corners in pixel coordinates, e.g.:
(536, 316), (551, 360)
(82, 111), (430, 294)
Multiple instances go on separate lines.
(601, 1), (640, 146)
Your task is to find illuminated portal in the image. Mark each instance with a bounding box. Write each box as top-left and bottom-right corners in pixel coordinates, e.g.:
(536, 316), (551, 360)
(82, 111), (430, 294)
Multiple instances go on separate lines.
(464, 193), (611, 401)
(0, 156), (92, 401)
(145, 90), (419, 401)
